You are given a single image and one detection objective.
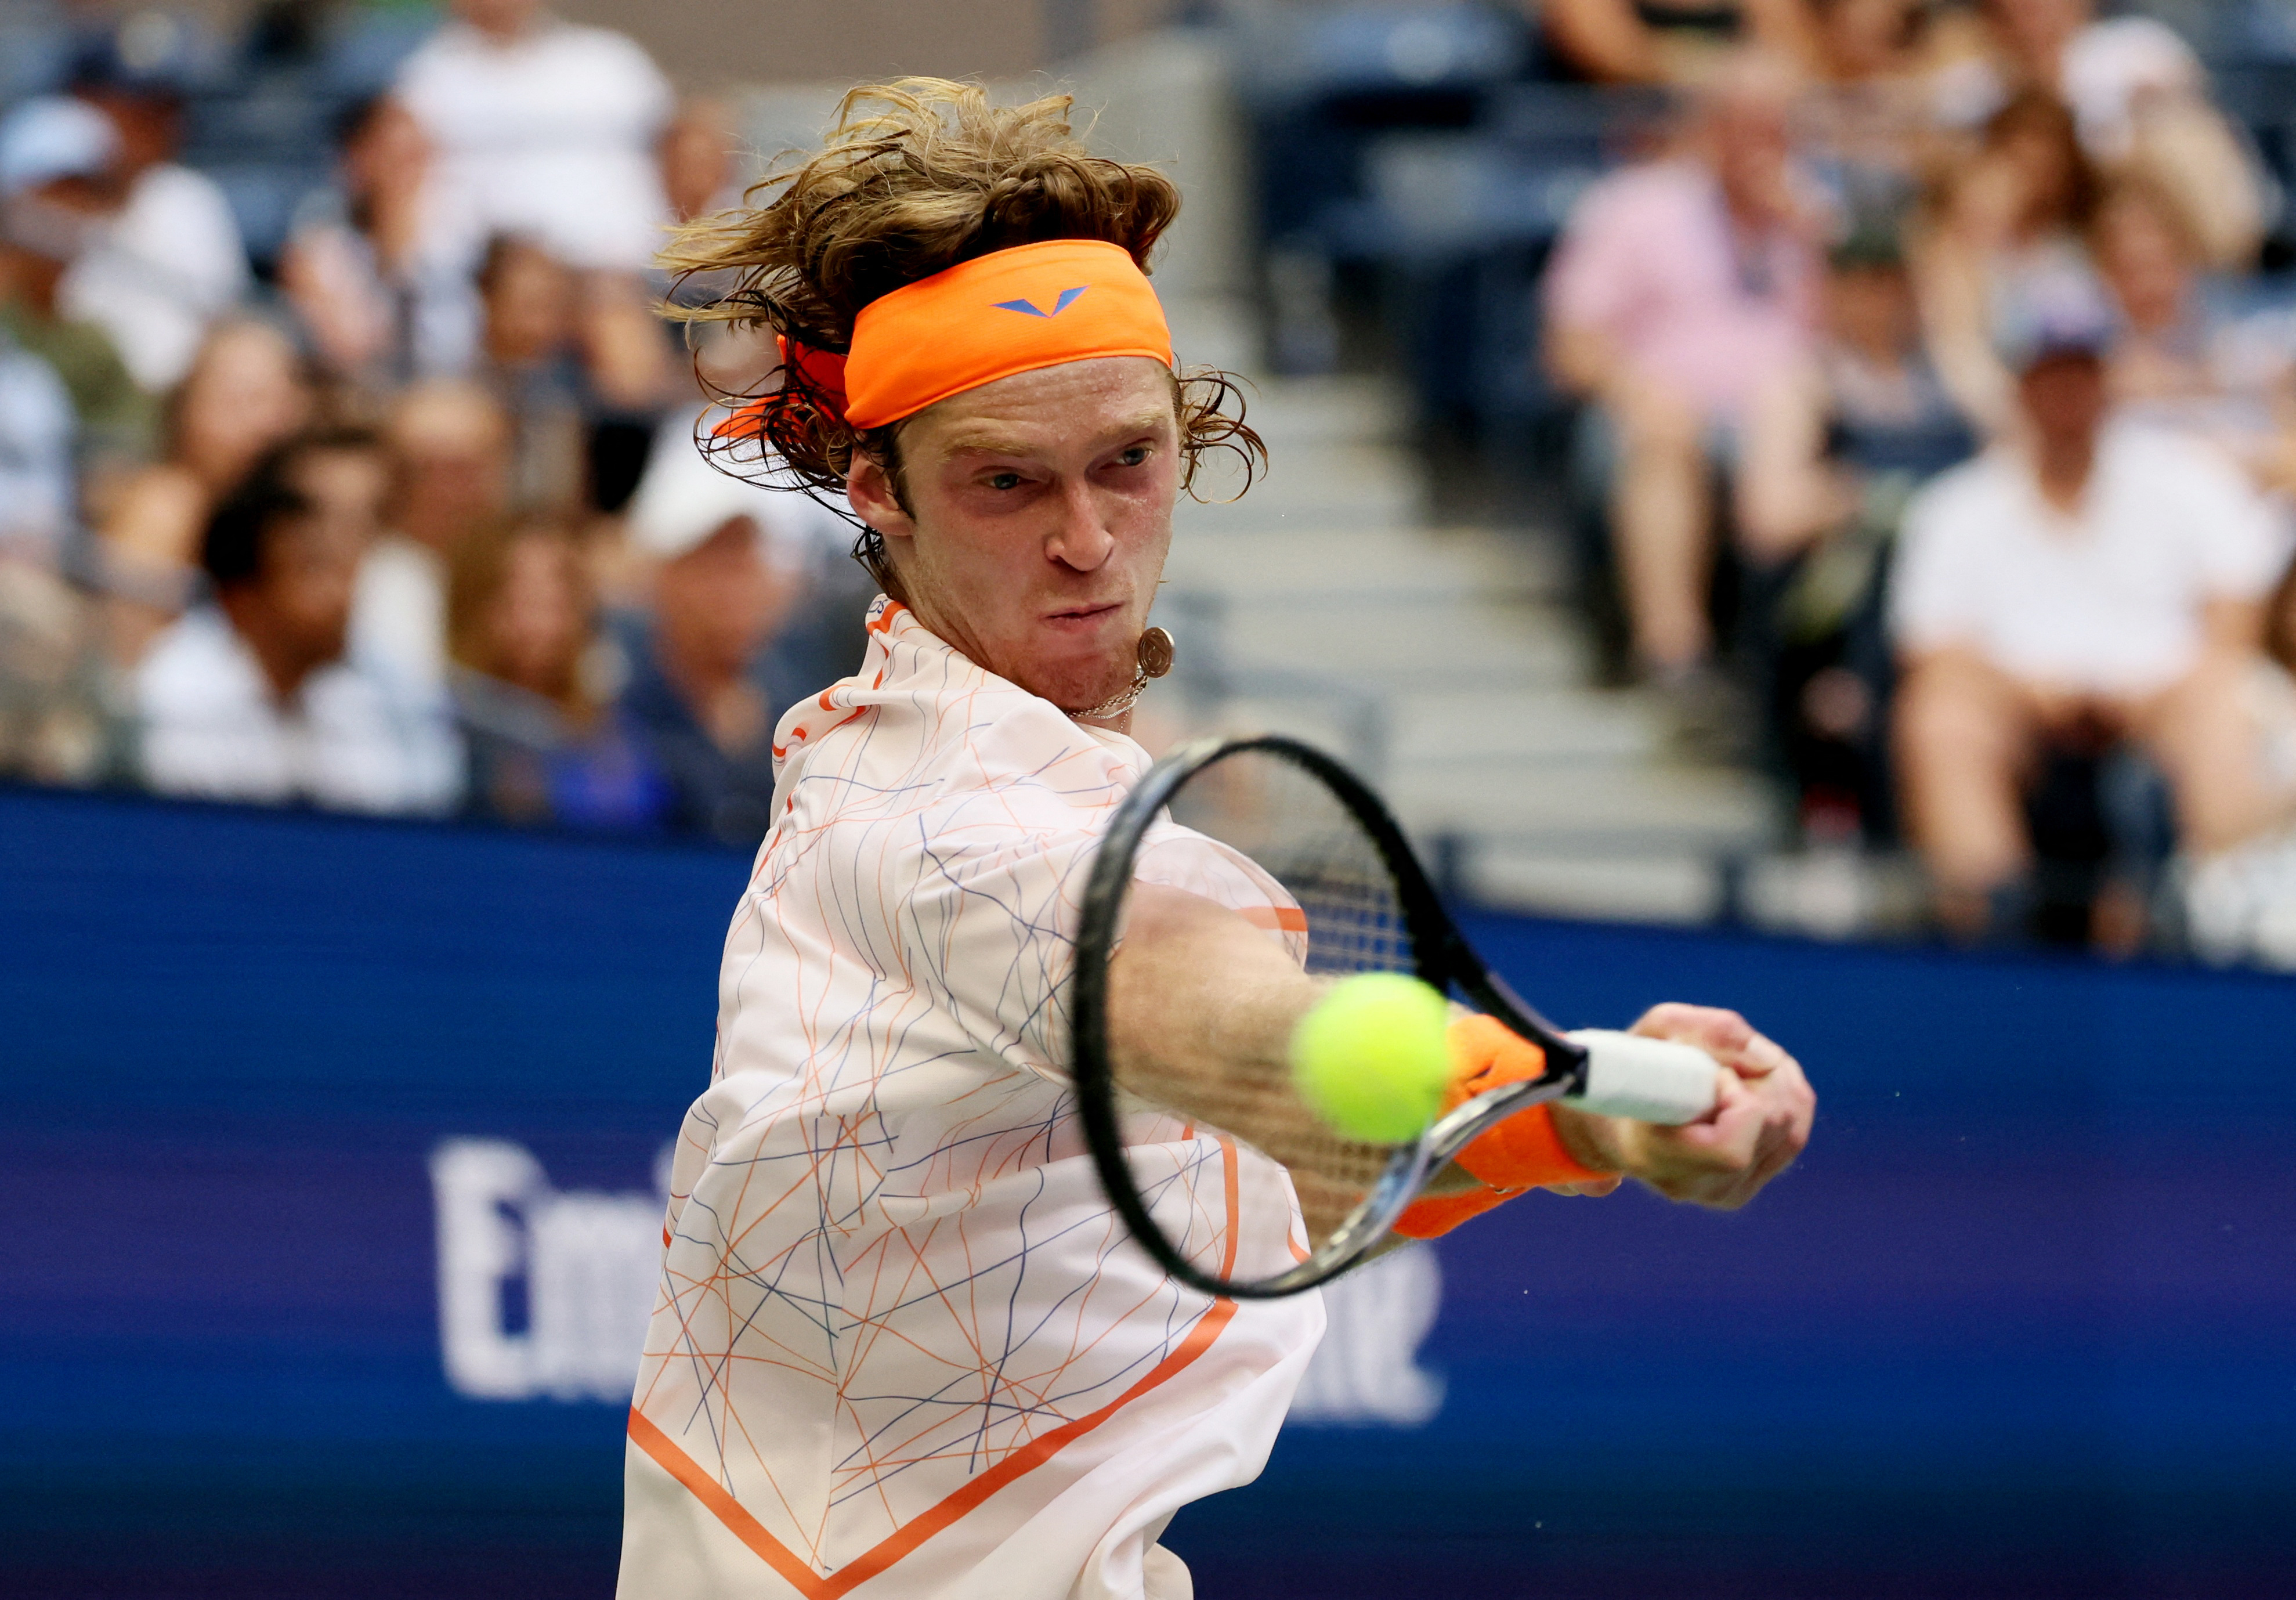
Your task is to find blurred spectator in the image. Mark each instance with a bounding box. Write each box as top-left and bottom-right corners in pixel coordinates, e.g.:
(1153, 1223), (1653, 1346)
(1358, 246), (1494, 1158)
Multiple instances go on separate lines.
(305, 421), (461, 803)
(59, 21), (251, 394)
(279, 96), (480, 391)
(284, 425), (392, 553)
(447, 517), (665, 829)
(0, 549), (120, 786)
(654, 105), (766, 417)
(652, 403), (874, 673)
(2, 321), (118, 787)
(352, 379), (513, 698)
(2091, 172), (2296, 496)
(1890, 296), (2284, 938)
(656, 104), (746, 362)
(1932, 0), (2266, 269)
(617, 437), (843, 845)
(1918, 88), (2102, 431)
(1543, 53), (1820, 729)
(1740, 225), (1975, 836)
(660, 97), (742, 227)
(2183, 557), (2296, 966)
(136, 439), (460, 814)
(285, 424), (403, 678)
(1797, 0), (1946, 219)
(476, 234), (587, 511)
(0, 324), (77, 559)
(471, 233), (672, 514)
(0, 96), (154, 474)
(1538, 0), (1821, 85)
(393, 0), (674, 276)
(99, 317), (313, 659)
(1742, 227), (1974, 558)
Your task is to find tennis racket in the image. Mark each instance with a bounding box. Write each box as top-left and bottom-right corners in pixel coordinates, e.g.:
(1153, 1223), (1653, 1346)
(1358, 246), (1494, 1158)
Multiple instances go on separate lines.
(1070, 734), (1722, 1299)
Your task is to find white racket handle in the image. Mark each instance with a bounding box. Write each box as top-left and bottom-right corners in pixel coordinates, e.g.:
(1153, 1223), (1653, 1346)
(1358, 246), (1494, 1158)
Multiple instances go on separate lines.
(1564, 1030), (1722, 1125)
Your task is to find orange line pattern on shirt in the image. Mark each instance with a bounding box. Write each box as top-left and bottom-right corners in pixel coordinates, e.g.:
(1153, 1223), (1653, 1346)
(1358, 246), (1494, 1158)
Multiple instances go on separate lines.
(627, 598), (1293, 1591)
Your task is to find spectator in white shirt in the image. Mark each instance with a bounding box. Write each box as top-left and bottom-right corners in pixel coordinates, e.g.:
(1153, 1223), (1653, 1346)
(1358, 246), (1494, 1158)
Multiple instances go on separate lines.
(1891, 292), (2287, 936)
(392, 0), (673, 277)
(138, 443), (461, 814)
(60, 35), (251, 393)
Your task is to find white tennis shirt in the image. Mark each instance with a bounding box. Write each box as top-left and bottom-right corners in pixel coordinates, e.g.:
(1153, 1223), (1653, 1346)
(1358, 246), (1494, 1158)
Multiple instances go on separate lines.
(1890, 421), (2284, 698)
(619, 598), (1324, 1600)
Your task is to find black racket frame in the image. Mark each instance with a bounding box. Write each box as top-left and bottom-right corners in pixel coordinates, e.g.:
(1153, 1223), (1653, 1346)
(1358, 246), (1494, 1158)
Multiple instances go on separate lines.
(1072, 734), (1597, 1299)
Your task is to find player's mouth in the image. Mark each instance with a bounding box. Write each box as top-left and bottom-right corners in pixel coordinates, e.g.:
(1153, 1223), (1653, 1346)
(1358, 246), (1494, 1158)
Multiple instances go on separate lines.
(1043, 602), (1123, 634)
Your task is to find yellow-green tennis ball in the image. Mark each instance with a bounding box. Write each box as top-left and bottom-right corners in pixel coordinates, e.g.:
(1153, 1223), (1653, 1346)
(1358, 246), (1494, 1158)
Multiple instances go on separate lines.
(1288, 973), (1454, 1144)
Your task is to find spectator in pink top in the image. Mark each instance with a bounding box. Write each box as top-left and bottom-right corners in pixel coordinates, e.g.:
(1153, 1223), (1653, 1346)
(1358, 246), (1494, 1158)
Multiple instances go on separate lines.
(1543, 52), (1820, 731)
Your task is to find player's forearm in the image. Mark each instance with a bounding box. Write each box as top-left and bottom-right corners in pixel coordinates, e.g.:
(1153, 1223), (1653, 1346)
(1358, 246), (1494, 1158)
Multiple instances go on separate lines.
(1105, 883), (1321, 1112)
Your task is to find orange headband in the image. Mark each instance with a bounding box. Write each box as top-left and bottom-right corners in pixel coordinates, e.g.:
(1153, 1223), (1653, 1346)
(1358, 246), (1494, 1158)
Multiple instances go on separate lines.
(711, 239), (1173, 442)
(844, 239), (1171, 428)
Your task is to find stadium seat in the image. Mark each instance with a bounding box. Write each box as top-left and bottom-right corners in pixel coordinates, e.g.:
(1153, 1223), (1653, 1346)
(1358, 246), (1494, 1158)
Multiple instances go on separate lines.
(318, 6), (437, 100)
(1238, 0), (1533, 373)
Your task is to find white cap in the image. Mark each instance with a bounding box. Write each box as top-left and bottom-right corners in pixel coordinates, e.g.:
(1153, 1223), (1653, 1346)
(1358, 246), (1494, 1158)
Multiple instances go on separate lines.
(627, 411), (852, 572)
(0, 97), (120, 200)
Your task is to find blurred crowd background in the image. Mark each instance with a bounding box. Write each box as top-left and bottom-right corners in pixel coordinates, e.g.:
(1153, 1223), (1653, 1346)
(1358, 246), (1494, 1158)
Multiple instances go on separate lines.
(0, 0), (875, 850)
(8, 0), (2296, 962)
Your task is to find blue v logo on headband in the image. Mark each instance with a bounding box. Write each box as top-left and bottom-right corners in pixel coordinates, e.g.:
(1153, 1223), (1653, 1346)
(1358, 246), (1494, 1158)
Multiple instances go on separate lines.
(995, 286), (1089, 318)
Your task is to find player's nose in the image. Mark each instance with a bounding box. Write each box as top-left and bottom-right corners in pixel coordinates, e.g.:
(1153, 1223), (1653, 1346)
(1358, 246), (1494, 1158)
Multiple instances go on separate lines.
(1044, 475), (1115, 572)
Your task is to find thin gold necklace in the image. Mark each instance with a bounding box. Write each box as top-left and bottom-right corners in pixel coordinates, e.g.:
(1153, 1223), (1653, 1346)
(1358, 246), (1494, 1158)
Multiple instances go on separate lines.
(1072, 627), (1175, 721)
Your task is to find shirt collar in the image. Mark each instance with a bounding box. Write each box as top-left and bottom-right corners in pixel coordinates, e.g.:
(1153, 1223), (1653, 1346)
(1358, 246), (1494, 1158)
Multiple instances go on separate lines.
(770, 594), (1146, 782)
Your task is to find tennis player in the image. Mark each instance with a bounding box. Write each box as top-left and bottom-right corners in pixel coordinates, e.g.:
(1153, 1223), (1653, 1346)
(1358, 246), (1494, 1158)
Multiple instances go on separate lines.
(619, 81), (1814, 1600)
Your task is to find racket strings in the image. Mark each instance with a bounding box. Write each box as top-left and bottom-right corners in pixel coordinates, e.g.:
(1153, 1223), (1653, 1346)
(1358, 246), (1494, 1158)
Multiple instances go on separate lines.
(1152, 756), (1422, 1246)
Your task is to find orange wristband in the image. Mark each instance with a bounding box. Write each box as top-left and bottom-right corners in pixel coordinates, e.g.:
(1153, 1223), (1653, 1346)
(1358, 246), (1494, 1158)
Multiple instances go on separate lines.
(1391, 1014), (1603, 1240)
(1393, 1184), (1510, 1240)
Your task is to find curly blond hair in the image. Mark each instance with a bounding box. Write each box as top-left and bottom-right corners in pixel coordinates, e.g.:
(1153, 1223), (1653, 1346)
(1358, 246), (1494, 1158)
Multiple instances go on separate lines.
(661, 78), (1264, 586)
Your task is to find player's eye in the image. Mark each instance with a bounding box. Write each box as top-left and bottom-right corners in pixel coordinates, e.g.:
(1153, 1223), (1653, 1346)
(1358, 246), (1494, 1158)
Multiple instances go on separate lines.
(1115, 445), (1151, 467)
(986, 471), (1024, 491)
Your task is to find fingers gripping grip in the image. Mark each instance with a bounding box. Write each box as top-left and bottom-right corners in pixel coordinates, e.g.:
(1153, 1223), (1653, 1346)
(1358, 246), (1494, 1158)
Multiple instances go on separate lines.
(1565, 1030), (1721, 1125)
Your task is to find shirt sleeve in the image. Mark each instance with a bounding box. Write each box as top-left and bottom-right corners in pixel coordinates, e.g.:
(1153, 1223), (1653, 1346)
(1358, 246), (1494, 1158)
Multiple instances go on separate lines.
(2176, 444), (2287, 602)
(158, 168), (254, 309)
(1888, 472), (1984, 653)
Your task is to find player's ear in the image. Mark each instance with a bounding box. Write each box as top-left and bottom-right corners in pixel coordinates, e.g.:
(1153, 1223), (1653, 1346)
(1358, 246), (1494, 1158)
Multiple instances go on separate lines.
(848, 447), (914, 544)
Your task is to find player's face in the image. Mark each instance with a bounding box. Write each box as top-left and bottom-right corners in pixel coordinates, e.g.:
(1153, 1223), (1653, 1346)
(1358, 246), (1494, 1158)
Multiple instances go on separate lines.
(852, 356), (1181, 718)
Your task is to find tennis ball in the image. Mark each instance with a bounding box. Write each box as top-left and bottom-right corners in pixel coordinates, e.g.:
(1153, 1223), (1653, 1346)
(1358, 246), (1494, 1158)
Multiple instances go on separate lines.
(1288, 973), (1455, 1144)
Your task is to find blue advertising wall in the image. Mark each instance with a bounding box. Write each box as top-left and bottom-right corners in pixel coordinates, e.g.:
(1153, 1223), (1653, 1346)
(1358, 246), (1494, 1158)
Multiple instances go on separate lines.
(3, 785), (2293, 1598)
